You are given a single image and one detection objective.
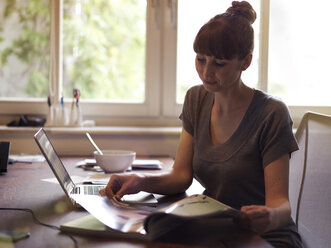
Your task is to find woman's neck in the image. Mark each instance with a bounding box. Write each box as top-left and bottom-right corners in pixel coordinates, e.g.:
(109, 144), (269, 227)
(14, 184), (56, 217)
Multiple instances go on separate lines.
(213, 82), (254, 115)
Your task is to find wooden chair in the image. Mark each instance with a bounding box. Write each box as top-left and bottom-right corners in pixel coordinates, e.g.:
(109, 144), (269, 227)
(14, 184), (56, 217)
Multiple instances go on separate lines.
(289, 112), (331, 248)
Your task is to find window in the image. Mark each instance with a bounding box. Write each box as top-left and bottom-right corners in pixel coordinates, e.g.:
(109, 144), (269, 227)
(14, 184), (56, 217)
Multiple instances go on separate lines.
(163, 0), (259, 116)
(62, 0), (146, 102)
(0, 0), (160, 118)
(1, 0), (330, 126)
(0, 0), (50, 98)
(268, 0), (331, 106)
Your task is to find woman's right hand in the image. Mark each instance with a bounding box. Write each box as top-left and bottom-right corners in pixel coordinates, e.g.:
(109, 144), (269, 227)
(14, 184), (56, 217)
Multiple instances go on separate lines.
(99, 129), (194, 199)
(99, 173), (145, 199)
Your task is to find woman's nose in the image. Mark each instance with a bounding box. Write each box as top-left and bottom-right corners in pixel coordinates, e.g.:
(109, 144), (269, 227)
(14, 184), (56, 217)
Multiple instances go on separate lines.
(203, 64), (214, 80)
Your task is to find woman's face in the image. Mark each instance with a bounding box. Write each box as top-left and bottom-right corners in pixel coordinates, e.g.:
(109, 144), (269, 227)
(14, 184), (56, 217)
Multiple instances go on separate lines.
(195, 53), (249, 92)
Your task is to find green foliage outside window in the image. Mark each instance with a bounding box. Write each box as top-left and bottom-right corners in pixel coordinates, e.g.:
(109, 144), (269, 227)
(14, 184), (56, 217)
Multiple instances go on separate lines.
(63, 0), (146, 101)
(0, 0), (146, 101)
(0, 0), (50, 97)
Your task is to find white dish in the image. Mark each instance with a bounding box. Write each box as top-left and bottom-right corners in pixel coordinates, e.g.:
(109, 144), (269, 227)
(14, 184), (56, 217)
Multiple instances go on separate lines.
(94, 150), (136, 173)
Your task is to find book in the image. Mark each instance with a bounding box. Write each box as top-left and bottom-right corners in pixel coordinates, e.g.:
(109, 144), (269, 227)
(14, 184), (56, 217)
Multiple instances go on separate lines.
(60, 214), (148, 240)
(131, 159), (163, 170)
(61, 194), (240, 242)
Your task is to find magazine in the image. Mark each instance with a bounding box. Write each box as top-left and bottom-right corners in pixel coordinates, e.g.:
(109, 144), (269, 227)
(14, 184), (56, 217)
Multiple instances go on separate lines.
(61, 194), (240, 241)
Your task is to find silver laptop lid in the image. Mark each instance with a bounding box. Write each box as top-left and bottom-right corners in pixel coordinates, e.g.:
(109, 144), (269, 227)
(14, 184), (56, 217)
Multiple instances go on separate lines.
(34, 128), (75, 198)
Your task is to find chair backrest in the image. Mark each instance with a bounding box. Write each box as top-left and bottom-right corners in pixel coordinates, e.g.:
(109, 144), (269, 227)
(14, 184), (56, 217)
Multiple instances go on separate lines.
(289, 112), (331, 248)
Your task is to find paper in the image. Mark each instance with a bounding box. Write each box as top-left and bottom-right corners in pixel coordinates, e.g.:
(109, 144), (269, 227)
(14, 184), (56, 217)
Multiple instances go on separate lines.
(76, 159), (162, 171)
(132, 160), (162, 169)
(71, 194), (150, 233)
(161, 194), (236, 217)
(9, 154), (45, 163)
(120, 192), (158, 207)
(83, 173), (111, 184)
(42, 175), (87, 184)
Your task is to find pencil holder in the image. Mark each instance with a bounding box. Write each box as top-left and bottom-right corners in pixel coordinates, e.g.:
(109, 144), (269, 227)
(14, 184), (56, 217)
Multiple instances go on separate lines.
(45, 104), (71, 127)
(69, 104), (83, 127)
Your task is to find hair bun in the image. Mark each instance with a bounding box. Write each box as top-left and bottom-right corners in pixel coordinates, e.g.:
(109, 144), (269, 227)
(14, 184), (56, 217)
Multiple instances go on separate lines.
(226, 1), (256, 24)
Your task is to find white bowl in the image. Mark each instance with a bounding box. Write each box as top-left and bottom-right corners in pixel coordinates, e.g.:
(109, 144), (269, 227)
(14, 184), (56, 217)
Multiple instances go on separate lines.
(94, 150), (136, 173)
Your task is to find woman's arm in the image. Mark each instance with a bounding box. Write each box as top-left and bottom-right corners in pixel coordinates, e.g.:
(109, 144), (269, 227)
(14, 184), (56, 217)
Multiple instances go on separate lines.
(240, 154), (291, 234)
(100, 128), (194, 199)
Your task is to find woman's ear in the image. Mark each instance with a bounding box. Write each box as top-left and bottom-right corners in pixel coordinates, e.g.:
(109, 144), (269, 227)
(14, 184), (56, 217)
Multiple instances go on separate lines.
(242, 54), (252, 71)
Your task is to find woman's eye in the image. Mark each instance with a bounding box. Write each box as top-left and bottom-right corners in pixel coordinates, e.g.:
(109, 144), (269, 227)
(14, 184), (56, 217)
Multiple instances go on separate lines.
(197, 57), (205, 63)
(215, 62), (226, 67)
(197, 59), (206, 65)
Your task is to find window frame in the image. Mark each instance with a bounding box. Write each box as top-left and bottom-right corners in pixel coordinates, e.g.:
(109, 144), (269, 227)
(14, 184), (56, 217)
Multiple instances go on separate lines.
(0, 0), (164, 120)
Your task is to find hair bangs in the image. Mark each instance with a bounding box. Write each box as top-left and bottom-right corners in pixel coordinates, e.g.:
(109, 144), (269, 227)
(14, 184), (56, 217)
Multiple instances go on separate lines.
(193, 21), (237, 60)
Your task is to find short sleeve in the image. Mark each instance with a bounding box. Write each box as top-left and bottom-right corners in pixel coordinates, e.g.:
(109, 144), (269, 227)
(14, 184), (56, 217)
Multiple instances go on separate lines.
(259, 101), (299, 168)
(179, 88), (195, 136)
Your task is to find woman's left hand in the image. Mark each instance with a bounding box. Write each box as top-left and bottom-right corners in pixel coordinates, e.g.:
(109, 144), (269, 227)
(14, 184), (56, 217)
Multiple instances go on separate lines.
(238, 205), (274, 234)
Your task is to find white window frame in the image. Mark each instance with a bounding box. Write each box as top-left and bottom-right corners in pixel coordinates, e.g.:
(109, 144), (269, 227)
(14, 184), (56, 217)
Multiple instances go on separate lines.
(0, 0), (164, 121)
(58, 0), (162, 118)
(256, 0), (331, 125)
(1, 0), (331, 127)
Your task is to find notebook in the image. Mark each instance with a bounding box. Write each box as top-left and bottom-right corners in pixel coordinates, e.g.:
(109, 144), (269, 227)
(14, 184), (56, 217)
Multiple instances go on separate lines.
(34, 128), (157, 207)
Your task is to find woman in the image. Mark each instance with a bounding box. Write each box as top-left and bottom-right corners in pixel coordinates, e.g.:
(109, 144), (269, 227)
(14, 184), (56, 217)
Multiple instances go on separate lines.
(100, 1), (302, 247)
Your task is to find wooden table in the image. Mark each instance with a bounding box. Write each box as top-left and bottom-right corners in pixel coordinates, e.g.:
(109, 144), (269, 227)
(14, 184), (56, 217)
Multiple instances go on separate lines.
(0, 156), (272, 248)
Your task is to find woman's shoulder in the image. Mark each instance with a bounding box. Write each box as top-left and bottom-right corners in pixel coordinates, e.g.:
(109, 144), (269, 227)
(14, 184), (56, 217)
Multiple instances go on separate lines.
(253, 89), (293, 125)
(184, 84), (211, 105)
(254, 89), (289, 113)
(186, 84), (208, 96)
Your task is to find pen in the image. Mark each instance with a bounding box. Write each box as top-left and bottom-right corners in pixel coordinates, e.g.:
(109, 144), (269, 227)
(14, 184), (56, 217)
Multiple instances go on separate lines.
(74, 89), (80, 107)
(71, 89), (76, 109)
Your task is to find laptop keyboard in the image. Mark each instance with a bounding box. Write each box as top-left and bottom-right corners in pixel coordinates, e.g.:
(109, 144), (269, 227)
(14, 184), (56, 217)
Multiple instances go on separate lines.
(84, 185), (104, 195)
(71, 185), (104, 195)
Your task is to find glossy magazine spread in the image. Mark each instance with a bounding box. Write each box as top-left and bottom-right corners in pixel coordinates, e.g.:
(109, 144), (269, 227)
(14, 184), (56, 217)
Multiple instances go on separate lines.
(63, 194), (239, 241)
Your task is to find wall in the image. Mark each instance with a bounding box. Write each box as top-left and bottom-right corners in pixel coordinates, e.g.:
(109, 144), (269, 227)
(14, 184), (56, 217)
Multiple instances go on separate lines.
(0, 126), (181, 158)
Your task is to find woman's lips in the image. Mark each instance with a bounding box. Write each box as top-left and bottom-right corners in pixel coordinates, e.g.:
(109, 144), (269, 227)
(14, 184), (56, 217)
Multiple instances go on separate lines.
(204, 80), (217, 85)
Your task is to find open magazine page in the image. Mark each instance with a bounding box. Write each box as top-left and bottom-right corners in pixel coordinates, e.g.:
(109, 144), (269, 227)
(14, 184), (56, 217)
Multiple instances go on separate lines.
(143, 194), (240, 240)
(66, 194), (241, 242)
(150, 194), (239, 218)
(71, 194), (150, 236)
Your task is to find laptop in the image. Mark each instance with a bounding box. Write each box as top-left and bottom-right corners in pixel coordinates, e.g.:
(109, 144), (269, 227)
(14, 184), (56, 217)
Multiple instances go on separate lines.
(34, 128), (157, 207)
(34, 128), (106, 206)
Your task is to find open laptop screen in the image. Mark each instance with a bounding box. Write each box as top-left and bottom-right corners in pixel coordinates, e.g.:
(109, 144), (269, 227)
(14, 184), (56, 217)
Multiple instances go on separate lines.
(34, 128), (75, 195)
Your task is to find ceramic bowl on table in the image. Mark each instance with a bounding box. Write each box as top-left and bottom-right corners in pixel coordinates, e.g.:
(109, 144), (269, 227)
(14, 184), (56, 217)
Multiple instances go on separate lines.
(94, 150), (136, 173)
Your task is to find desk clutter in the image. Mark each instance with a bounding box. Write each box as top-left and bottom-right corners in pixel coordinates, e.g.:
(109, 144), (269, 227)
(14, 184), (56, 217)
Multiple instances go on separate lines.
(45, 103), (83, 127)
(45, 89), (95, 127)
(1, 150), (270, 247)
(45, 89), (82, 127)
(0, 142), (10, 173)
(6, 115), (46, 127)
(76, 159), (163, 173)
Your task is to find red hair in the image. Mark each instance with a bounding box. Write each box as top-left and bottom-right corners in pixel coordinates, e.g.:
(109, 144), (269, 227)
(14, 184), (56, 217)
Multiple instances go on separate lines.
(193, 1), (256, 60)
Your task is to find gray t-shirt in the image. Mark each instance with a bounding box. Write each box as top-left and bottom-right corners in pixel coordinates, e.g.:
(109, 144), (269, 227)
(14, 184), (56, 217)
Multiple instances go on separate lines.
(180, 85), (302, 247)
(180, 85), (298, 209)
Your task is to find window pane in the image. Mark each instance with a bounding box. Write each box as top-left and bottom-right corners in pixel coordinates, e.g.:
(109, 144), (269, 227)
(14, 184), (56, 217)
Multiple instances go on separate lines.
(63, 0), (146, 102)
(176, 0), (260, 103)
(269, 0), (331, 106)
(0, 0), (50, 98)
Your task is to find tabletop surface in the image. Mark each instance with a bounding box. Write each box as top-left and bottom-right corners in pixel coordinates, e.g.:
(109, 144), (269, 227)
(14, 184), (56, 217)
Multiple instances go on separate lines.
(0, 156), (272, 248)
